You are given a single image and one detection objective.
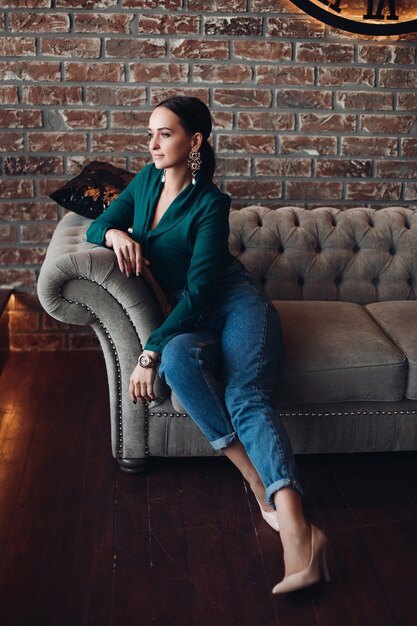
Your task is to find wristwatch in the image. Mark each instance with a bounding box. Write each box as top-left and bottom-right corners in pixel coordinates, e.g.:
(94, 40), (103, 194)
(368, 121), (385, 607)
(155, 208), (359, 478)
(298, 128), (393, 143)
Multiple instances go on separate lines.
(138, 353), (158, 369)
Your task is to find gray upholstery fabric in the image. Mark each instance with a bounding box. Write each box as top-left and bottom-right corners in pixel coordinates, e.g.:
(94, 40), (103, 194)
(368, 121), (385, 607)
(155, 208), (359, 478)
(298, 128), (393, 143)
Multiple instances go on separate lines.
(37, 206), (417, 461)
(275, 300), (406, 404)
(365, 301), (417, 400)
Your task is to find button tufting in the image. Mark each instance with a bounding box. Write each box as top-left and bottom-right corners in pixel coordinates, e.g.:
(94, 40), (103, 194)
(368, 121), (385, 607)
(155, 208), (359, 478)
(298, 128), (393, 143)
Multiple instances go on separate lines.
(315, 245), (322, 253)
(297, 276), (304, 287)
(278, 243), (284, 253)
(335, 276), (342, 285)
(389, 246), (395, 255)
(352, 244), (360, 253)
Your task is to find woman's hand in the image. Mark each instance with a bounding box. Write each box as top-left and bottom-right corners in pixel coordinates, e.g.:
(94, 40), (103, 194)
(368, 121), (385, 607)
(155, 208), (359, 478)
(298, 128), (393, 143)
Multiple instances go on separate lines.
(105, 228), (150, 277)
(129, 351), (160, 404)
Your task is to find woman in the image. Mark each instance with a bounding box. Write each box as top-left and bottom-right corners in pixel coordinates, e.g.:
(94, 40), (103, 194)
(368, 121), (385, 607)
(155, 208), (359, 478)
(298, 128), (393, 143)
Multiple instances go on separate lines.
(86, 96), (330, 594)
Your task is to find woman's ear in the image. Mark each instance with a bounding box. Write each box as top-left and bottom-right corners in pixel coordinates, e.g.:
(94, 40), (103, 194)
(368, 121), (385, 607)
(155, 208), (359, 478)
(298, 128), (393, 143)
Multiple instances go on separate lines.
(191, 132), (203, 152)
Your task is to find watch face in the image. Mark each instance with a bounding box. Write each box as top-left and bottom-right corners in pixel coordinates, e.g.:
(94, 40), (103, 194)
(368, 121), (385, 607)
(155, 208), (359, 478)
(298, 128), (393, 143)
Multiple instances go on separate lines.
(139, 354), (151, 367)
(289, 1), (417, 36)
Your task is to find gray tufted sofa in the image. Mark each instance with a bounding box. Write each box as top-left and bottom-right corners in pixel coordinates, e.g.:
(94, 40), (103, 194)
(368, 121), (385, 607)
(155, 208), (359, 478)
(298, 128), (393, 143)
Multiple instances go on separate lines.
(38, 206), (417, 472)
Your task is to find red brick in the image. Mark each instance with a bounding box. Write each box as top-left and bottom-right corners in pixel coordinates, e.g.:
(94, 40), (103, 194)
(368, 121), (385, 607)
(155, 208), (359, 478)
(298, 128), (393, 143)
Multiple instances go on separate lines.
(66, 156), (128, 175)
(0, 225), (17, 243)
(1, 0), (50, 6)
(253, 0), (302, 10)
(129, 63), (188, 83)
(23, 85), (83, 105)
(65, 62), (124, 82)
(111, 111), (150, 129)
(188, 0), (246, 9)
(286, 181), (342, 201)
(336, 91), (393, 111)
(38, 178), (68, 197)
(105, 38), (165, 58)
(212, 112), (233, 130)
(139, 15), (199, 35)
(0, 248), (46, 265)
(4, 157), (63, 175)
(21, 223), (57, 244)
(346, 182), (402, 201)
(213, 89), (271, 108)
(11, 333), (66, 351)
(0, 37), (36, 56)
(61, 110), (107, 130)
(0, 132), (23, 152)
(151, 87), (209, 106)
(215, 157), (251, 177)
(379, 69), (417, 88)
(233, 40), (291, 61)
(267, 17), (325, 38)
(0, 269), (37, 288)
(360, 115), (415, 134)
(319, 67), (375, 87)
(9, 311), (40, 332)
(75, 13), (133, 33)
(0, 61), (60, 81)
(316, 159), (372, 178)
(397, 93), (417, 111)
(238, 112), (295, 131)
(87, 86), (146, 106)
(41, 37), (101, 58)
(276, 90), (332, 109)
(0, 86), (18, 105)
(404, 184), (417, 200)
(0, 109), (42, 128)
(9, 13), (69, 32)
(122, 0), (181, 7)
(341, 137), (397, 157)
(170, 39), (228, 60)
(299, 113), (356, 132)
(91, 133), (149, 152)
(205, 17), (262, 36)
(402, 138), (417, 157)
(376, 160), (417, 179)
(256, 65), (314, 85)
(130, 157), (151, 172)
(0, 202), (58, 220)
(217, 134), (275, 154)
(225, 180), (282, 199)
(0, 179), (33, 198)
(256, 158), (311, 177)
(9, 292), (42, 311)
(57, 0), (119, 7)
(359, 45), (415, 65)
(194, 64), (251, 84)
(28, 132), (87, 152)
(296, 43), (354, 63)
(280, 136), (337, 155)
(42, 316), (71, 330)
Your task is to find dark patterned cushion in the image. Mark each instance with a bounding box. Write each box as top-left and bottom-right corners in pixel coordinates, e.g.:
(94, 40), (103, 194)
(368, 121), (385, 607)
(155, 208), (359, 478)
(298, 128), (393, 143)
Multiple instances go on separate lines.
(49, 161), (135, 219)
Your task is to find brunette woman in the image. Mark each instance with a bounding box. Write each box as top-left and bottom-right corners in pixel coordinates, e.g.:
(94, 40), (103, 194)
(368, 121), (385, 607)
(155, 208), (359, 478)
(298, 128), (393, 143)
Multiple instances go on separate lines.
(86, 96), (330, 594)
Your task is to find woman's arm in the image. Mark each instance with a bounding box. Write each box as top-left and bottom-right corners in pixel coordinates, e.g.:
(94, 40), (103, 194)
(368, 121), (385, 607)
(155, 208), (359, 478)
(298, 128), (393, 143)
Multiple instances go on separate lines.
(144, 194), (232, 353)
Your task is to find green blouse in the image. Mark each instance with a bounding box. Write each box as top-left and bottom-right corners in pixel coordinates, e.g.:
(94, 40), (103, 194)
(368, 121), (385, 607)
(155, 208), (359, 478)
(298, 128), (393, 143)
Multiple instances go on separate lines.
(86, 163), (234, 353)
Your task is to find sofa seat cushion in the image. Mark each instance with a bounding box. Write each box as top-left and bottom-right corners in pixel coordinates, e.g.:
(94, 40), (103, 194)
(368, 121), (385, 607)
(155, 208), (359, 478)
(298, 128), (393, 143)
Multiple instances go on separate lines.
(274, 301), (406, 404)
(365, 301), (417, 400)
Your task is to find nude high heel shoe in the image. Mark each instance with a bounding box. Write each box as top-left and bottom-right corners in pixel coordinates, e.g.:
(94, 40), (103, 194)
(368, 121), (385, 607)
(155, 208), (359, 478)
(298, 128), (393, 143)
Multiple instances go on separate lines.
(272, 525), (330, 594)
(256, 498), (280, 532)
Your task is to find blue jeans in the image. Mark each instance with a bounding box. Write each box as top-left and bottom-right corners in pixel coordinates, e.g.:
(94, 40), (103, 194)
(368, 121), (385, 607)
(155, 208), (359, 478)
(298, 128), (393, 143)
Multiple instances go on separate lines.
(158, 260), (303, 508)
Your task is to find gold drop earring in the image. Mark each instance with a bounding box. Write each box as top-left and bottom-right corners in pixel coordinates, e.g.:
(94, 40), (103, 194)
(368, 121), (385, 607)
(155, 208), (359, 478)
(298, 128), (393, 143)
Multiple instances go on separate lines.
(187, 150), (202, 185)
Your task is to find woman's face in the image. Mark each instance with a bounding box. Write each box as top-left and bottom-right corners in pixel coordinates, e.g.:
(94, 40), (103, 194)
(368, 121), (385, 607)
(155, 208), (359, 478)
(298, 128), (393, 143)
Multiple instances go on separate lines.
(148, 107), (200, 172)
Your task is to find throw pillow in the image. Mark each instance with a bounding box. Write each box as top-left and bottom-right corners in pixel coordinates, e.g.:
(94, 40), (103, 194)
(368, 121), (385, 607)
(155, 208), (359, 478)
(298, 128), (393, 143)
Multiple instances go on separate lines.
(49, 161), (135, 219)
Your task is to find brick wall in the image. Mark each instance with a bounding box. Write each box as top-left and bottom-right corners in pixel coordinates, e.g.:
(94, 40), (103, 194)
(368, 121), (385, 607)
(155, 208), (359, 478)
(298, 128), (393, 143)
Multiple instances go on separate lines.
(1, 0), (417, 349)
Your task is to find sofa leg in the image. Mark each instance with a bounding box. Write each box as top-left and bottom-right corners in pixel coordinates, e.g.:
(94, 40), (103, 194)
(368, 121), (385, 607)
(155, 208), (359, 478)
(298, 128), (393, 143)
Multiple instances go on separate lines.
(117, 458), (148, 474)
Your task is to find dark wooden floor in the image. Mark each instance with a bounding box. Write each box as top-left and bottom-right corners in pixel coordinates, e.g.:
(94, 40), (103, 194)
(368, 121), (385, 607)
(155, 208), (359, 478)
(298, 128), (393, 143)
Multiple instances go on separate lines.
(0, 351), (416, 626)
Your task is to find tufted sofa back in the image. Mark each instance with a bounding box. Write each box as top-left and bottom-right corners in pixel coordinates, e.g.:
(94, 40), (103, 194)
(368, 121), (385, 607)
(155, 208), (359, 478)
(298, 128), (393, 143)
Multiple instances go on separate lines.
(228, 206), (417, 304)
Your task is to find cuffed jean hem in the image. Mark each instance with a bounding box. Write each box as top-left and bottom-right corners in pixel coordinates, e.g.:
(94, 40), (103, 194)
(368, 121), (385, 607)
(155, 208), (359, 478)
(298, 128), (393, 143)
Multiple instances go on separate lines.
(265, 478), (304, 510)
(210, 431), (237, 451)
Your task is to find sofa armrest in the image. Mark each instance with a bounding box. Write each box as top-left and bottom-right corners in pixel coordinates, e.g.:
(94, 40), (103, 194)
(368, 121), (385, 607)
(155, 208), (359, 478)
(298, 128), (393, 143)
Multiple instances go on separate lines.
(37, 211), (170, 461)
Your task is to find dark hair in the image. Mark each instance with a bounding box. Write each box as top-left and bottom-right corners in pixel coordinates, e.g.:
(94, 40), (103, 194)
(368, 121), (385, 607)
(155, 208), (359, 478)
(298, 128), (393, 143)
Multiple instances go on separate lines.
(155, 96), (216, 182)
